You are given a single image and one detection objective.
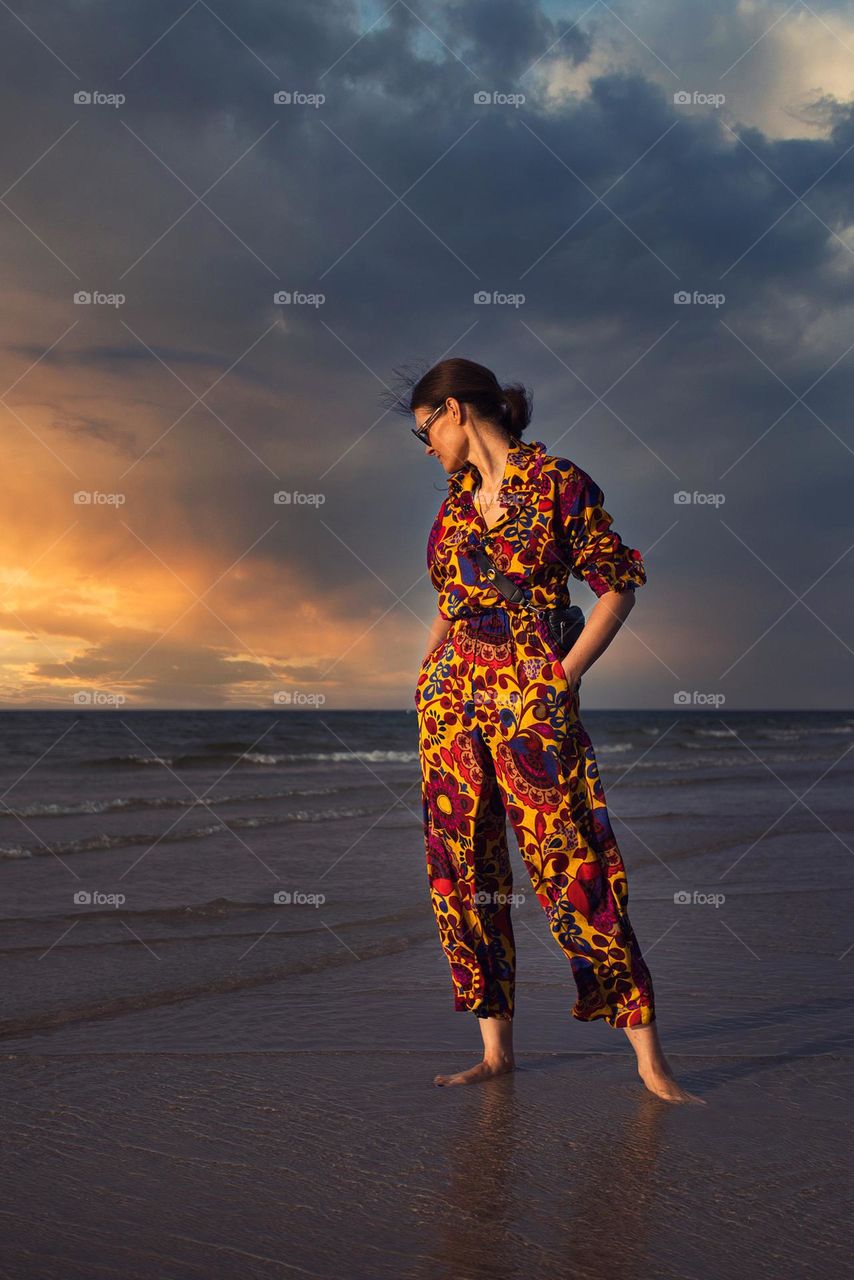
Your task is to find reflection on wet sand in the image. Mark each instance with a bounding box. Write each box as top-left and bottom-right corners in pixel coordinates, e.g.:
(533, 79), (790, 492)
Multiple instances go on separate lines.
(420, 1056), (668, 1280)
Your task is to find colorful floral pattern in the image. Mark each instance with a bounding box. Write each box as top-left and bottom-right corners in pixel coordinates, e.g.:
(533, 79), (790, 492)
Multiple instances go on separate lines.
(415, 438), (655, 1029)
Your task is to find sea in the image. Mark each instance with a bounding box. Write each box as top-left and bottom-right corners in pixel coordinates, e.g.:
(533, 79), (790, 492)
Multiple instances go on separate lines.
(1, 707), (853, 1058)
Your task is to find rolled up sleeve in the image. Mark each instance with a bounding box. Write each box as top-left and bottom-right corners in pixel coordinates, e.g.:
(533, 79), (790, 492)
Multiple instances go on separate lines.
(426, 498), (449, 591)
(558, 465), (647, 597)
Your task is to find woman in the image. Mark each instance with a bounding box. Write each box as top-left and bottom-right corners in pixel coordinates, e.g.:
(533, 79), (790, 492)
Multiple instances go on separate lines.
(411, 357), (703, 1105)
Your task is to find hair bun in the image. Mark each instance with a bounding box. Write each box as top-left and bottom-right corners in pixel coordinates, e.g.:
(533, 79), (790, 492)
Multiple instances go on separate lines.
(397, 358), (533, 439)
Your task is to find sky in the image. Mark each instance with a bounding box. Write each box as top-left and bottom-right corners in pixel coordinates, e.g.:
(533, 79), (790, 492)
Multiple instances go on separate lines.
(0, 0), (852, 709)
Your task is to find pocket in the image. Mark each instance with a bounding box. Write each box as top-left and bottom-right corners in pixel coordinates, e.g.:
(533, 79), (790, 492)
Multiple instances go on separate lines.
(419, 640), (444, 673)
(537, 621), (569, 689)
(537, 622), (582, 714)
(417, 638), (448, 686)
(551, 653), (570, 692)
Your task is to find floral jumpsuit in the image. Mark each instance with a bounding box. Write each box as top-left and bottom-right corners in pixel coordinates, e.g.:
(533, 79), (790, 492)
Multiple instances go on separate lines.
(414, 437), (656, 1029)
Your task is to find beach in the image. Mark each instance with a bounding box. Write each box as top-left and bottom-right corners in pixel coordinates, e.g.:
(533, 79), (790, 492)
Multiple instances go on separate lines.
(1, 708), (852, 1277)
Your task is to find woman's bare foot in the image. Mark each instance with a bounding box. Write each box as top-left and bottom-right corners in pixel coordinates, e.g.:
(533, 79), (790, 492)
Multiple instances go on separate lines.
(434, 1053), (515, 1087)
(623, 1022), (707, 1105)
(433, 1014), (515, 1086)
(637, 1063), (705, 1104)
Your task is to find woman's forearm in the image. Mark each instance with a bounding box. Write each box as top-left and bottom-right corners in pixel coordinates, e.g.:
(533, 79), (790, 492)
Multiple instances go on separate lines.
(423, 612), (452, 662)
(562, 589), (636, 681)
(420, 593), (634, 676)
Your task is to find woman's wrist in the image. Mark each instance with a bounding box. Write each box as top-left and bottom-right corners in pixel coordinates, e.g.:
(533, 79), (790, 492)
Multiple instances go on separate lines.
(561, 659), (582, 689)
(422, 635), (447, 665)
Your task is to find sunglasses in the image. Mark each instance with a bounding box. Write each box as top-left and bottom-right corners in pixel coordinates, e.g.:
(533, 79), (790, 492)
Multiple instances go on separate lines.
(411, 399), (449, 446)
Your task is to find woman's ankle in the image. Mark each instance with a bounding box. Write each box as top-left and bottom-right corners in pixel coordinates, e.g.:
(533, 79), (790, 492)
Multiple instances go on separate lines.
(484, 1049), (515, 1067)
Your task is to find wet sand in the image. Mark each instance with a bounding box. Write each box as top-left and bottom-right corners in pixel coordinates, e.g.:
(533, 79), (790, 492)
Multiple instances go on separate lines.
(2, 710), (853, 1276)
(2, 1043), (850, 1279)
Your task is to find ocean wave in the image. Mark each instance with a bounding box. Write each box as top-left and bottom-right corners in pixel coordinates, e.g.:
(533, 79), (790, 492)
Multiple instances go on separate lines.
(0, 782), (367, 821)
(689, 724), (853, 742)
(87, 748), (419, 768)
(0, 805), (388, 859)
(617, 750), (850, 773)
(0, 895), (308, 929)
(0, 927), (433, 1041)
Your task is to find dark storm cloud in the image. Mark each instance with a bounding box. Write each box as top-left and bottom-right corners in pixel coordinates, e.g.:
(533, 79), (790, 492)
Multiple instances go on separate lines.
(6, 342), (235, 370)
(1, 0), (852, 705)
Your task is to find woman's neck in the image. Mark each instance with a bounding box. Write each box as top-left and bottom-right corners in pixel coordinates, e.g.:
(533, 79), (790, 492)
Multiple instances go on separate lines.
(468, 432), (516, 494)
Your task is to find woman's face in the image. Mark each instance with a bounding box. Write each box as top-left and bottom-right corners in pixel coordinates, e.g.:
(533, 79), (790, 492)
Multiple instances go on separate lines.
(414, 399), (469, 474)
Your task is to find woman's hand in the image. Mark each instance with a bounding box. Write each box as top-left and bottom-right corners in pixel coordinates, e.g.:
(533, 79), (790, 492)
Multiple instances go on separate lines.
(561, 661), (582, 694)
(420, 612), (452, 669)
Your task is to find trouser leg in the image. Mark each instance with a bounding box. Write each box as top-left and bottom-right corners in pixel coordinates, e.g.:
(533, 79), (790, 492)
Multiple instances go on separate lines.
(487, 623), (656, 1030)
(466, 733), (516, 1019)
(417, 674), (515, 1020)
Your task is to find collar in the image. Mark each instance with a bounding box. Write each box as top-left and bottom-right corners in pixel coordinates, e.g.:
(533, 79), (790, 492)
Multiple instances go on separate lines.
(446, 437), (548, 536)
(446, 437), (547, 499)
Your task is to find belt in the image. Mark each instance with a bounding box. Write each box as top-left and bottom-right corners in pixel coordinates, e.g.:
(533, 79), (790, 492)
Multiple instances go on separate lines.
(471, 545), (526, 604)
(456, 601), (559, 619)
(456, 599), (585, 662)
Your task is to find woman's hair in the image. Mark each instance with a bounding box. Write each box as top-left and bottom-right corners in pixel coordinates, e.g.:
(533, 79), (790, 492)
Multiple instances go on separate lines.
(388, 357), (533, 438)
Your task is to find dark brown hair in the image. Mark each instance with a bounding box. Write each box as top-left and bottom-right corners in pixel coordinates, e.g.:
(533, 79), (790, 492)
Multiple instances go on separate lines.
(389, 357), (533, 438)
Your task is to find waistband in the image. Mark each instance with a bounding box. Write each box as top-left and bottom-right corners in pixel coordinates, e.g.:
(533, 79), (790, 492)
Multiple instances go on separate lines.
(449, 602), (550, 620)
(446, 606), (553, 639)
(447, 608), (555, 659)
